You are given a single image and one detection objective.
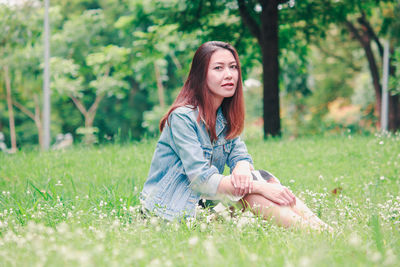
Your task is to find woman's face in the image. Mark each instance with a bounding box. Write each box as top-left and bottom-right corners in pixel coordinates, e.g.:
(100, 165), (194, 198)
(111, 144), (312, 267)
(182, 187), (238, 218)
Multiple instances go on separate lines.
(206, 49), (239, 107)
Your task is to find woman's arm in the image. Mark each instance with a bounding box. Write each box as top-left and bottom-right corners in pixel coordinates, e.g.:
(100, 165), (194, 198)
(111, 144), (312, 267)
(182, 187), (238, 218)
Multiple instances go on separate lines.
(226, 136), (255, 196)
(231, 161), (254, 195)
(217, 176), (296, 206)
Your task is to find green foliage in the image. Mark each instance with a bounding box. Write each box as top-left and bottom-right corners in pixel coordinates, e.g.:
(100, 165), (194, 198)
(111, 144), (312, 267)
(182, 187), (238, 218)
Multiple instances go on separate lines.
(142, 105), (168, 137)
(1, 0), (399, 147)
(50, 57), (83, 97)
(390, 47), (400, 95)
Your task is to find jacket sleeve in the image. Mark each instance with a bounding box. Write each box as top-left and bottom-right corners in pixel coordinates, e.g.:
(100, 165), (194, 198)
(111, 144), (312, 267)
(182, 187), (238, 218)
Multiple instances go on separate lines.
(168, 112), (223, 197)
(226, 136), (254, 173)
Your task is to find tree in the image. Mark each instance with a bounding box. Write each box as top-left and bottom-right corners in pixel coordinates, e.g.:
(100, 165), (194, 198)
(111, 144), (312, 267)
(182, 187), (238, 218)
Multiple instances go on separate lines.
(161, 0), (291, 137)
(51, 45), (130, 143)
(286, 0), (400, 131)
(0, 1), (43, 151)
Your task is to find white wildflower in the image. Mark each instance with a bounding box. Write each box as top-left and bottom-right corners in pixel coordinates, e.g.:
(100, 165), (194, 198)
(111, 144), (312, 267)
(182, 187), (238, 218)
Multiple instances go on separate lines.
(148, 258), (161, 267)
(150, 217), (158, 226)
(249, 253), (258, 262)
(203, 240), (216, 257)
(188, 236), (199, 246)
(299, 256), (311, 267)
(369, 251), (381, 262)
(348, 232), (361, 246)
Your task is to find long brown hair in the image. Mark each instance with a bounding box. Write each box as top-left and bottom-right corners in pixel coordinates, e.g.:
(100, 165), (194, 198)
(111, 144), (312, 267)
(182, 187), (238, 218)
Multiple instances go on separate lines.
(159, 41), (245, 141)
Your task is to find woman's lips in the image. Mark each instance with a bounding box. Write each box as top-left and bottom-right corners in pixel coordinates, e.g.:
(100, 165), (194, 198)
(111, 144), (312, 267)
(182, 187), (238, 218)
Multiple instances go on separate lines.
(222, 83), (234, 88)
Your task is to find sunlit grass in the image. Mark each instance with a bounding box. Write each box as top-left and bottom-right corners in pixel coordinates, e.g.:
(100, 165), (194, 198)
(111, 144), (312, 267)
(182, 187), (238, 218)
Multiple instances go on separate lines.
(0, 133), (399, 266)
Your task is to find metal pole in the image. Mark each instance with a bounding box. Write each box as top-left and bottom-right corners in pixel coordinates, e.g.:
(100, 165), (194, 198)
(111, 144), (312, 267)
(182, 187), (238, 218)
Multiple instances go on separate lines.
(381, 39), (389, 132)
(43, 0), (51, 150)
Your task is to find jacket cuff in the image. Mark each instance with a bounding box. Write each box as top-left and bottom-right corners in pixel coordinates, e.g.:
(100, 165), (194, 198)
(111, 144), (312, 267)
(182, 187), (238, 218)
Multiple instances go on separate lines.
(191, 172), (224, 197)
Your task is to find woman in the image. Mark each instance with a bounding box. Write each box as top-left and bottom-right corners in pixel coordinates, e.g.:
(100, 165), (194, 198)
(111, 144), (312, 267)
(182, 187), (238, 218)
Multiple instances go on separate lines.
(140, 41), (330, 231)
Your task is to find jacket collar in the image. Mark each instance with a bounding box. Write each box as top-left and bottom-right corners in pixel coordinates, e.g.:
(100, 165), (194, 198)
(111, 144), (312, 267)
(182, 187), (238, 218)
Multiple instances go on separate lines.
(194, 105), (227, 138)
(216, 107), (227, 137)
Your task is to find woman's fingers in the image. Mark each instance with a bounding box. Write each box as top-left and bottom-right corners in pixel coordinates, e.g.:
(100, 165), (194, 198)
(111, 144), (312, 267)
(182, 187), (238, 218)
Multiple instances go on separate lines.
(283, 187), (296, 205)
(282, 190), (294, 206)
(272, 196), (288, 206)
(231, 177), (237, 188)
(232, 174), (253, 196)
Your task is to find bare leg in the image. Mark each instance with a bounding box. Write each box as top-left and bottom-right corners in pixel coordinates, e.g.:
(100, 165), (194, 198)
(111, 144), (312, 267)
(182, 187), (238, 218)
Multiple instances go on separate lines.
(291, 197), (332, 231)
(241, 194), (320, 230)
(266, 179), (332, 232)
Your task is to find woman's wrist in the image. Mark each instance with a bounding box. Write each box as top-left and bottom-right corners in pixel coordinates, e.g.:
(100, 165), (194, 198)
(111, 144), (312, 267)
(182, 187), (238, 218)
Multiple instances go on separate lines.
(235, 160), (250, 168)
(252, 181), (269, 196)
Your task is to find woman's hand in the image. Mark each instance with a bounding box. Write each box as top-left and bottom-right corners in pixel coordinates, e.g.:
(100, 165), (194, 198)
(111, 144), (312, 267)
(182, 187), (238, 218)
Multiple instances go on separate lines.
(231, 161), (253, 196)
(256, 182), (296, 206)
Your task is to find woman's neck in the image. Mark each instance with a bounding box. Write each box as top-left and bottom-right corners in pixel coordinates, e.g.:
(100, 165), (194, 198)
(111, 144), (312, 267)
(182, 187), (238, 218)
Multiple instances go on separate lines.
(211, 97), (223, 114)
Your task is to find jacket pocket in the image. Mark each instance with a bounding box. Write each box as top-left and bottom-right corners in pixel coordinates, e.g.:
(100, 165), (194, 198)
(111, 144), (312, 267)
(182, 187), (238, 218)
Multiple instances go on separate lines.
(201, 144), (213, 160)
(223, 141), (232, 154)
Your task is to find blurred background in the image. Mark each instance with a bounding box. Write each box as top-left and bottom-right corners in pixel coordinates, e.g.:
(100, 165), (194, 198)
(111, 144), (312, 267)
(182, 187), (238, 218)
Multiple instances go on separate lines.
(0, 0), (399, 150)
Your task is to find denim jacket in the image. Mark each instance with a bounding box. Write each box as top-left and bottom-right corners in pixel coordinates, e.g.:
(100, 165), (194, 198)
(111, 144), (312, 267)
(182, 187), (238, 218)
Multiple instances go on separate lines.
(140, 106), (253, 221)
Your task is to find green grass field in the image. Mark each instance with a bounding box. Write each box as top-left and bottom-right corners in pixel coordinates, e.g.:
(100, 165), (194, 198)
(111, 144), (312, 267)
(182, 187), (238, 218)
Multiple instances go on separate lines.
(0, 133), (399, 266)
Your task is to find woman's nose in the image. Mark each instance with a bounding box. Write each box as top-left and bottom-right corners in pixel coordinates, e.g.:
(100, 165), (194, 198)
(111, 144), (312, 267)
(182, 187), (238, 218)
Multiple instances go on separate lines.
(225, 68), (232, 79)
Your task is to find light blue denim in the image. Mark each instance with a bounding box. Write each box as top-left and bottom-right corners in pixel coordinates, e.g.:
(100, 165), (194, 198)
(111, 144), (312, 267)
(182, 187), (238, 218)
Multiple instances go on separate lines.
(140, 105), (253, 221)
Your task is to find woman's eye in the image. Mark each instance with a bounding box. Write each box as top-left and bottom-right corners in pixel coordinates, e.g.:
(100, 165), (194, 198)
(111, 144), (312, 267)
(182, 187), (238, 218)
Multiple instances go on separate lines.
(230, 65), (238, 69)
(214, 66), (222, 70)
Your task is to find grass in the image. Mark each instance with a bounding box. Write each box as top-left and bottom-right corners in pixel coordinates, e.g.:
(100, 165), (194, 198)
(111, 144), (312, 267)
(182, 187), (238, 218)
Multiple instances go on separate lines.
(0, 132), (399, 266)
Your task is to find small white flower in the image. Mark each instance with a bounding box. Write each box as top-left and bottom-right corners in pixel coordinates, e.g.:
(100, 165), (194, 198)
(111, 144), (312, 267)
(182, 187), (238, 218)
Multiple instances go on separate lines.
(188, 236), (199, 246)
(150, 217), (158, 226)
(237, 216), (250, 229)
(203, 240), (216, 257)
(299, 256), (311, 267)
(348, 232), (361, 246)
(133, 248), (146, 260)
(249, 253), (258, 262)
(148, 258), (161, 267)
(370, 251), (381, 262)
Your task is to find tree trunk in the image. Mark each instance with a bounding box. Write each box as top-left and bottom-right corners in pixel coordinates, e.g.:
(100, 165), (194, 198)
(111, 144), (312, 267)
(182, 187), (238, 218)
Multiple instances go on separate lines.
(260, 0), (281, 137)
(33, 94), (43, 149)
(363, 40), (382, 125)
(86, 92), (105, 127)
(388, 49), (400, 131)
(388, 94), (400, 131)
(345, 20), (382, 127)
(238, 0), (281, 138)
(12, 96), (43, 149)
(154, 61), (165, 108)
(3, 65), (17, 153)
